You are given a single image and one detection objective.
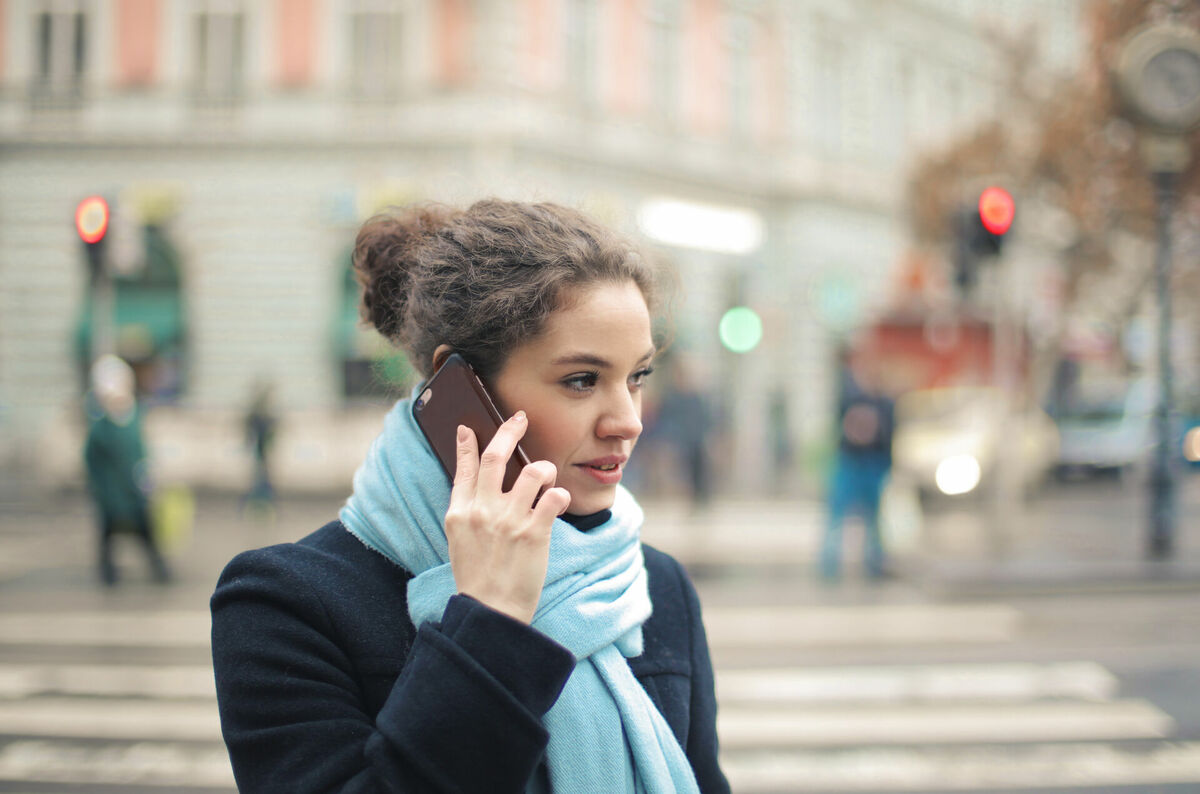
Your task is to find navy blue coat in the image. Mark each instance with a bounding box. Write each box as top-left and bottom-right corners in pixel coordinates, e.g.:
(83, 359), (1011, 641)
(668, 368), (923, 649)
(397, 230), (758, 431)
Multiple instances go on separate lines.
(211, 521), (730, 793)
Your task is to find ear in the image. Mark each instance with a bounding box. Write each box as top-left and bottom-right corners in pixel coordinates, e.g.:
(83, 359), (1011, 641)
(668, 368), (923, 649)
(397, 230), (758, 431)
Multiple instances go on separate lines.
(432, 344), (453, 372)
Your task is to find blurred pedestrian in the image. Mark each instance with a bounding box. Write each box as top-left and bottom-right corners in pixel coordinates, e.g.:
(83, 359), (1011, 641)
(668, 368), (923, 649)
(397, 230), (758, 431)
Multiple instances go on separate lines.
(211, 200), (728, 793)
(241, 380), (277, 515)
(820, 349), (895, 581)
(657, 357), (714, 511)
(768, 387), (794, 495)
(83, 355), (170, 586)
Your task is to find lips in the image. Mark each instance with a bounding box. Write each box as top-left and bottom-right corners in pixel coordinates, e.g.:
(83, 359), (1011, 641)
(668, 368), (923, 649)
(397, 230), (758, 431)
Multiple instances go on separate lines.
(575, 454), (628, 485)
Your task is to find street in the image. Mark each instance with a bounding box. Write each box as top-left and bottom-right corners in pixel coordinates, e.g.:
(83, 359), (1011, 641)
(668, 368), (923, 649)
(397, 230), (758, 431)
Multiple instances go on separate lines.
(0, 477), (1198, 793)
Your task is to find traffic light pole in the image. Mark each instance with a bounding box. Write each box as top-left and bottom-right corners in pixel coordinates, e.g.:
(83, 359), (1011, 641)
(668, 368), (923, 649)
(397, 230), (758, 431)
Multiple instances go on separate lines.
(90, 268), (116, 360)
(1148, 169), (1177, 559)
(76, 196), (114, 362)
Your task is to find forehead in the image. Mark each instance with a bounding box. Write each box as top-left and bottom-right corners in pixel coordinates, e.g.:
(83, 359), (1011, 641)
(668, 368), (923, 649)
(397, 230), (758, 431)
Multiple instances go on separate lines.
(536, 281), (652, 350)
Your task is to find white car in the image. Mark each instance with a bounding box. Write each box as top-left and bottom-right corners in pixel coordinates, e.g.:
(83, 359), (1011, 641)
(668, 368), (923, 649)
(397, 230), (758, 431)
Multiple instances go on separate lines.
(1054, 378), (1156, 479)
(892, 387), (1060, 498)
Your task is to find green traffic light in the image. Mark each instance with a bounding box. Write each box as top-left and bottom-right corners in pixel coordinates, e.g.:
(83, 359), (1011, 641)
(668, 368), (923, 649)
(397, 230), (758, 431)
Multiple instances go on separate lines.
(719, 306), (763, 353)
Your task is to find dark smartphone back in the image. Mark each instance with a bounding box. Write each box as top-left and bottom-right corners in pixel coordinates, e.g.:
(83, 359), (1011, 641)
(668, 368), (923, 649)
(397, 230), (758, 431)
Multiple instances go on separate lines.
(412, 353), (530, 491)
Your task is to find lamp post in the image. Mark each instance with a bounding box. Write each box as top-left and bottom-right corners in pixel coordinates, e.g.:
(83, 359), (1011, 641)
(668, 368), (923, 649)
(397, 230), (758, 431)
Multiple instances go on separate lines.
(1115, 22), (1200, 559)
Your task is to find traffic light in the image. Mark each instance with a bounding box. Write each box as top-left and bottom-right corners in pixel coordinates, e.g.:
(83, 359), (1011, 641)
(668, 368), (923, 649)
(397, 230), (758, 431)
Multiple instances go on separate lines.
(975, 186), (1014, 253)
(952, 186), (1014, 297)
(75, 196), (110, 281)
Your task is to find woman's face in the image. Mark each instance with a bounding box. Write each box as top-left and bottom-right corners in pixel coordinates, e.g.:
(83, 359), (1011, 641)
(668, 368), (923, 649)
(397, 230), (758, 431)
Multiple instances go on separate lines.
(490, 280), (655, 515)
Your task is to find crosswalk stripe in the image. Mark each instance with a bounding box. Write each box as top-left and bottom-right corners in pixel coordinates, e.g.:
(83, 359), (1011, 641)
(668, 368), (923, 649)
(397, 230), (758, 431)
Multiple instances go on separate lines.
(0, 612), (211, 647)
(718, 700), (1175, 749)
(721, 742), (1200, 791)
(0, 697), (222, 742)
(704, 604), (1022, 647)
(716, 661), (1117, 705)
(0, 603), (1024, 649)
(0, 739), (235, 788)
(0, 664), (215, 700)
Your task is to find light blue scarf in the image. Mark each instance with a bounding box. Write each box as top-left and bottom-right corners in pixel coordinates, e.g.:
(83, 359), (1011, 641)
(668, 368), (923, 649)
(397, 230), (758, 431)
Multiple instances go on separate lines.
(339, 390), (700, 794)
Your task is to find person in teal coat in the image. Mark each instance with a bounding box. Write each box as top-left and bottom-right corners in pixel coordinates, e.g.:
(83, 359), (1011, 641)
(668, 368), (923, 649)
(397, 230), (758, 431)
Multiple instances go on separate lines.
(84, 354), (170, 585)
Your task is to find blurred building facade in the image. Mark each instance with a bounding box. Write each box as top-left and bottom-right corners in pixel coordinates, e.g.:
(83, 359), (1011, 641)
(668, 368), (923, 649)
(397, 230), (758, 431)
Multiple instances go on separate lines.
(0, 0), (1084, 497)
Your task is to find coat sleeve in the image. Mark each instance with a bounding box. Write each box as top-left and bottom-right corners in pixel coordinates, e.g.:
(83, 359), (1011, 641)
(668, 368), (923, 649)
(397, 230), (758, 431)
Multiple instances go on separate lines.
(678, 561), (731, 794)
(210, 547), (575, 794)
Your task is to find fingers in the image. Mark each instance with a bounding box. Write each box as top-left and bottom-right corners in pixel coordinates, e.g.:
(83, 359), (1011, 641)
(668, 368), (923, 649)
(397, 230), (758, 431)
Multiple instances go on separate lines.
(448, 425), (479, 511)
(509, 460), (558, 510)
(532, 486), (571, 524)
(476, 411), (528, 494)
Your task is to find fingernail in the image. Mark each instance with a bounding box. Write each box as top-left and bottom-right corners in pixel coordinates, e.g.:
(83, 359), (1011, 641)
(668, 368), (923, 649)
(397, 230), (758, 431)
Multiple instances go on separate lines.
(513, 411), (526, 423)
(457, 425), (468, 443)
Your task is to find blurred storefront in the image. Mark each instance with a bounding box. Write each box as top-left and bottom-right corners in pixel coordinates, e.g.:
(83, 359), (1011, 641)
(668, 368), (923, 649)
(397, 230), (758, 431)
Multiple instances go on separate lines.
(0, 0), (1085, 497)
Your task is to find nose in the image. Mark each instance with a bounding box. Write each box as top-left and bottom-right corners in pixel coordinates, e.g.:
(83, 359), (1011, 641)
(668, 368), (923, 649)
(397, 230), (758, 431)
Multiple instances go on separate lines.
(596, 387), (643, 441)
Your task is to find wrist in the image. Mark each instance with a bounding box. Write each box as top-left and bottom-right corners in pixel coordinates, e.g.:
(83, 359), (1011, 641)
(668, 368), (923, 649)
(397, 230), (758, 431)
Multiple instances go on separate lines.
(458, 589), (535, 624)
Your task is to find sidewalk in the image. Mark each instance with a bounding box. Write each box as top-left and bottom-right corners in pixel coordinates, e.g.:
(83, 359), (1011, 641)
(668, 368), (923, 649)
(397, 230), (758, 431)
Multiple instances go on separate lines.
(1, 480), (1198, 607)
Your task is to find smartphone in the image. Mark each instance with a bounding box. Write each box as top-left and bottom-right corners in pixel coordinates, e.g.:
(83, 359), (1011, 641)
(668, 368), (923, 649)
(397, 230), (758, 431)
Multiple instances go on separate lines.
(412, 353), (531, 491)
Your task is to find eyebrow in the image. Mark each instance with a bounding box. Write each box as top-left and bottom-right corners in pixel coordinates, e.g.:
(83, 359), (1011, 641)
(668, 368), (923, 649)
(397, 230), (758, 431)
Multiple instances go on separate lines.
(550, 347), (656, 369)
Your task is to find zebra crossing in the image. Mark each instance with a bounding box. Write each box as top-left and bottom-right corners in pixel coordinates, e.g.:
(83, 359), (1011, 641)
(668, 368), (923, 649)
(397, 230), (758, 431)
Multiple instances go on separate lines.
(0, 585), (233, 792)
(708, 601), (1199, 793)
(0, 594), (1196, 791)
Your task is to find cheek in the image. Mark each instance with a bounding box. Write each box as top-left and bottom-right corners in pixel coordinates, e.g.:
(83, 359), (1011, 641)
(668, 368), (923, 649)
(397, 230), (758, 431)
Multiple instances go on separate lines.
(524, 412), (585, 464)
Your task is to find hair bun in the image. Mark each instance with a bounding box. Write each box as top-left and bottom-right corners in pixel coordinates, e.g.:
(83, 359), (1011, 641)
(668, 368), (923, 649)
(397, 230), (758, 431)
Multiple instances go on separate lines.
(352, 204), (459, 341)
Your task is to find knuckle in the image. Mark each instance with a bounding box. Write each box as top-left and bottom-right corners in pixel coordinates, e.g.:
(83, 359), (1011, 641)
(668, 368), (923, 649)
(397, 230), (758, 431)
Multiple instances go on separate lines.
(548, 488), (571, 511)
(479, 450), (507, 469)
(525, 460), (556, 482)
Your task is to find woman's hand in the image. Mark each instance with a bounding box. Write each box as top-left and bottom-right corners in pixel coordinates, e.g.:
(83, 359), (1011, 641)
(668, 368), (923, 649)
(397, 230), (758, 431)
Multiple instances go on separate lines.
(444, 412), (571, 623)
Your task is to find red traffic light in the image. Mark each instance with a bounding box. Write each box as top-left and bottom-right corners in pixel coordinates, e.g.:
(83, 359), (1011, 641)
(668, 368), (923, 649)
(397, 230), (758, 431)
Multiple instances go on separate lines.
(978, 187), (1014, 236)
(75, 196), (110, 244)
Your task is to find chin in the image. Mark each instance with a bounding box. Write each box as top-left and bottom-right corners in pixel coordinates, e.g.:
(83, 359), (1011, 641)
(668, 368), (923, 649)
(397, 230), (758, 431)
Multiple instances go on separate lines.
(565, 489), (616, 516)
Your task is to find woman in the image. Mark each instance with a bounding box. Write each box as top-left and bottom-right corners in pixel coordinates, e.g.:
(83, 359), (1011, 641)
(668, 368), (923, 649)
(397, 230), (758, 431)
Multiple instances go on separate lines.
(211, 200), (730, 793)
(85, 354), (171, 586)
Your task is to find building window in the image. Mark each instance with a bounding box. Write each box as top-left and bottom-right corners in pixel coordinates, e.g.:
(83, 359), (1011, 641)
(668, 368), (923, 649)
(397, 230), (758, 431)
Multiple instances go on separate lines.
(893, 53), (913, 156)
(338, 252), (414, 401)
(814, 32), (843, 156)
(565, 0), (598, 108)
(726, 9), (753, 140)
(194, 5), (246, 105)
(31, 2), (87, 108)
(647, 0), (681, 125)
(349, 4), (404, 100)
(76, 223), (188, 403)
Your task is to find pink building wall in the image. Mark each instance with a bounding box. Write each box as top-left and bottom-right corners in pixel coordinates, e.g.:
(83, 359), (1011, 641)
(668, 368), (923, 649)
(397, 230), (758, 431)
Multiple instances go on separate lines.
(682, 0), (726, 136)
(437, 0), (472, 86)
(523, 0), (564, 93)
(275, 0), (317, 87)
(116, 0), (160, 86)
(602, 0), (648, 115)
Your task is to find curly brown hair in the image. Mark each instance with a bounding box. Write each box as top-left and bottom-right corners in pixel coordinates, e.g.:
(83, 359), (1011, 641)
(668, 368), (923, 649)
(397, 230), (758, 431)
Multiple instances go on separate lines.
(353, 199), (663, 379)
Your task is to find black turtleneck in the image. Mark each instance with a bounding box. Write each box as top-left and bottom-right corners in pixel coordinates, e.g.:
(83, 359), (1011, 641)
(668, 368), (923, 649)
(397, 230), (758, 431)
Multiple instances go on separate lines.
(560, 510), (611, 532)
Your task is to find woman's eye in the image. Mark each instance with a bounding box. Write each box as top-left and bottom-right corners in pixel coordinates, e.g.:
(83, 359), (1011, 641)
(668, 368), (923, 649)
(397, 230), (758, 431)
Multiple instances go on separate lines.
(630, 367), (655, 388)
(563, 372), (599, 392)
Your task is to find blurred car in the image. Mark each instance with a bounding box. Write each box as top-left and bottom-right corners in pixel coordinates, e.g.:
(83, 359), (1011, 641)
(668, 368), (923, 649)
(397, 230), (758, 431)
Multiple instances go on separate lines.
(1178, 395), (1200, 471)
(892, 386), (1059, 499)
(1183, 418), (1200, 469)
(1054, 378), (1155, 480)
